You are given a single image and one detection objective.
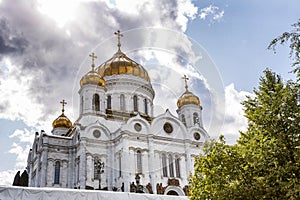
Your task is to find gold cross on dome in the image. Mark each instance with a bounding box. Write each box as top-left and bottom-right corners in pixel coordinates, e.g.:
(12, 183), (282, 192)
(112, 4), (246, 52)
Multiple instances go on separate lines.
(89, 52), (97, 70)
(182, 75), (189, 91)
(60, 99), (67, 114)
(114, 30), (123, 51)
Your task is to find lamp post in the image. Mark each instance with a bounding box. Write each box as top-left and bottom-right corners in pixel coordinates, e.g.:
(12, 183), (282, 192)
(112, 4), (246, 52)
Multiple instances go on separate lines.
(97, 160), (104, 190)
(135, 173), (141, 193)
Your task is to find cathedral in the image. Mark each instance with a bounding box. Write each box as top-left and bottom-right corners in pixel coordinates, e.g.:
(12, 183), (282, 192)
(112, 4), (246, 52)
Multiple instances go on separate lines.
(26, 31), (209, 196)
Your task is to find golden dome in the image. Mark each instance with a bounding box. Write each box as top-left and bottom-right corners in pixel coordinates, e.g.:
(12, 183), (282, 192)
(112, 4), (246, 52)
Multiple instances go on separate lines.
(177, 90), (200, 108)
(97, 50), (150, 82)
(177, 75), (200, 108)
(52, 100), (72, 129)
(80, 70), (106, 87)
(52, 113), (72, 128)
(80, 52), (106, 87)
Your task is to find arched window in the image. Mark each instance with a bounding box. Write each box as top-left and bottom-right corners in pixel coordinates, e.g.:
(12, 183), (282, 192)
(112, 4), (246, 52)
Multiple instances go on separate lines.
(107, 95), (112, 109)
(137, 150), (142, 174)
(118, 153), (122, 177)
(94, 157), (99, 179)
(181, 114), (186, 126)
(144, 99), (148, 115)
(168, 155), (174, 177)
(93, 94), (100, 111)
(80, 96), (84, 113)
(162, 154), (168, 177)
(175, 156), (181, 178)
(54, 161), (60, 184)
(120, 94), (125, 111)
(133, 95), (138, 112)
(193, 113), (199, 125)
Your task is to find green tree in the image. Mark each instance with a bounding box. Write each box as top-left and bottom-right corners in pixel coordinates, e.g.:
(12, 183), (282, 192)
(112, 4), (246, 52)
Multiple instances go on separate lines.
(268, 19), (300, 77)
(190, 136), (246, 199)
(239, 70), (300, 199)
(190, 70), (300, 199)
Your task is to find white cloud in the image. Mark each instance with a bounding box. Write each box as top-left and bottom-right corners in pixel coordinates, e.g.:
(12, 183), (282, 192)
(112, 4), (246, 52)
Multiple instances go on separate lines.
(8, 142), (31, 168)
(199, 5), (224, 22)
(176, 0), (198, 31)
(0, 58), (53, 131)
(9, 128), (35, 143)
(0, 169), (17, 186)
(219, 83), (253, 144)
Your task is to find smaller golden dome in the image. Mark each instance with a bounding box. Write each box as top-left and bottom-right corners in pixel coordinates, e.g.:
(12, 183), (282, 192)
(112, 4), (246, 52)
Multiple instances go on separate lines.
(177, 90), (200, 108)
(80, 52), (106, 87)
(52, 100), (72, 129)
(177, 75), (200, 108)
(80, 70), (106, 87)
(52, 113), (72, 128)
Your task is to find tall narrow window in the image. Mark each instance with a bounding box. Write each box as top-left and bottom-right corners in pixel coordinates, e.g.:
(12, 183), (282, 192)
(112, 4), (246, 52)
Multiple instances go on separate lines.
(137, 150), (142, 174)
(162, 154), (168, 177)
(81, 96), (84, 113)
(133, 95), (138, 112)
(168, 155), (174, 177)
(181, 114), (186, 126)
(77, 159), (80, 182)
(107, 95), (112, 109)
(54, 161), (60, 184)
(175, 156), (181, 178)
(144, 99), (148, 115)
(193, 113), (199, 125)
(119, 153), (122, 177)
(93, 94), (100, 111)
(120, 94), (125, 111)
(94, 157), (99, 179)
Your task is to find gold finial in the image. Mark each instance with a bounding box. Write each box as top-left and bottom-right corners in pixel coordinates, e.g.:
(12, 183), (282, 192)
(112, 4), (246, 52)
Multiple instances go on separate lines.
(89, 52), (97, 71)
(60, 100), (67, 114)
(182, 75), (189, 91)
(114, 30), (123, 51)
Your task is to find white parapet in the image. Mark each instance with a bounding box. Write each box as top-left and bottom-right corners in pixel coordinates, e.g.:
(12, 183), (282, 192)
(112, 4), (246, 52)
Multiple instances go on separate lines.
(0, 186), (189, 200)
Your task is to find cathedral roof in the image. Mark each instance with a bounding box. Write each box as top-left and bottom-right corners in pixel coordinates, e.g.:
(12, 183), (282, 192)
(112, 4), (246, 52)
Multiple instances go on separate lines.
(96, 30), (150, 82)
(52, 100), (72, 129)
(177, 75), (200, 108)
(80, 53), (106, 87)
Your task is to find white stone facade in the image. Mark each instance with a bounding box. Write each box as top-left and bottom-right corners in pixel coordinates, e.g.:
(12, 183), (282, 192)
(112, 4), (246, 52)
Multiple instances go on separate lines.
(26, 46), (209, 196)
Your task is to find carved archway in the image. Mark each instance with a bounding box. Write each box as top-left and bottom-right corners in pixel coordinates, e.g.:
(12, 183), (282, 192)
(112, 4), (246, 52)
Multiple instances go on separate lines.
(164, 186), (185, 196)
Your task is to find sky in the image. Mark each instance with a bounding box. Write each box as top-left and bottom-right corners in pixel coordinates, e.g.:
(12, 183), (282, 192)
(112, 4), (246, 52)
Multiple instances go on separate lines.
(0, 0), (299, 186)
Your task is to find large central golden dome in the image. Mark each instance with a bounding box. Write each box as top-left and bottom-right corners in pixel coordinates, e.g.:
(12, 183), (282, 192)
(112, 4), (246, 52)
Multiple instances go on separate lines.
(96, 50), (150, 82)
(96, 30), (150, 82)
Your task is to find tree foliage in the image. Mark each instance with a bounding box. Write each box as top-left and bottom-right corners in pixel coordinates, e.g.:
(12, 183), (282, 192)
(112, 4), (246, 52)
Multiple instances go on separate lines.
(268, 19), (300, 77)
(190, 70), (300, 199)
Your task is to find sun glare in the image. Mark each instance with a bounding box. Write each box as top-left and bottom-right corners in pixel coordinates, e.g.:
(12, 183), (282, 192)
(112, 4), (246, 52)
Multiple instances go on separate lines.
(37, 0), (81, 28)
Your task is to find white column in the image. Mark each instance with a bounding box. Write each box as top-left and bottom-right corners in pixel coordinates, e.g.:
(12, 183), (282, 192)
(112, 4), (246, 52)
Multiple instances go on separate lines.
(62, 160), (68, 187)
(47, 160), (53, 186)
(185, 142), (192, 176)
(106, 148), (113, 191)
(79, 142), (87, 189)
(121, 134), (130, 192)
(67, 148), (74, 188)
(86, 154), (93, 186)
(148, 136), (156, 193)
(40, 147), (48, 187)
(35, 155), (40, 187)
(28, 162), (33, 187)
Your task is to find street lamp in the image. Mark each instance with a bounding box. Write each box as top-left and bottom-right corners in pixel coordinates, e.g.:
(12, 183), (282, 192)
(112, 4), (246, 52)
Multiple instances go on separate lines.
(135, 173), (142, 193)
(97, 160), (104, 190)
